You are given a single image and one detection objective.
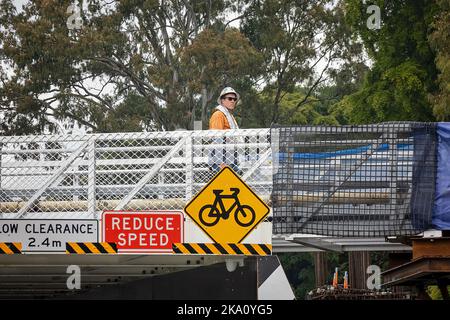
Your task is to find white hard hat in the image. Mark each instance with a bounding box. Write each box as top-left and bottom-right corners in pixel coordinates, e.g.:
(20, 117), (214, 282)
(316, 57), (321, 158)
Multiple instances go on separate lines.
(217, 87), (240, 104)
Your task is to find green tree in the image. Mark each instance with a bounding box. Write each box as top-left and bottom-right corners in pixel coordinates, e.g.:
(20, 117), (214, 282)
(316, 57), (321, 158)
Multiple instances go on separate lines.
(335, 0), (439, 124)
(428, 0), (450, 121)
(180, 27), (263, 128)
(0, 0), (260, 134)
(241, 0), (366, 127)
(92, 92), (153, 133)
(278, 253), (315, 299)
(261, 88), (341, 126)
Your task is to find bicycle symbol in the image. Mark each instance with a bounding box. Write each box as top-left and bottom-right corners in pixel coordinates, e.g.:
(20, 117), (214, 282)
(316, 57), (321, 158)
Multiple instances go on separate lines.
(199, 188), (256, 227)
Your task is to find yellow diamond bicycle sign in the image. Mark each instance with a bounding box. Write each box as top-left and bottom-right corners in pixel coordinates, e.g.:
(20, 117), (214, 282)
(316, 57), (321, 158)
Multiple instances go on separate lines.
(184, 166), (270, 243)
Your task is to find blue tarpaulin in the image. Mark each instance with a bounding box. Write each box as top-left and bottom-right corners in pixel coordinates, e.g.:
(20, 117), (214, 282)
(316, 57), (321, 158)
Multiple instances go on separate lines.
(411, 123), (436, 231)
(433, 123), (450, 230)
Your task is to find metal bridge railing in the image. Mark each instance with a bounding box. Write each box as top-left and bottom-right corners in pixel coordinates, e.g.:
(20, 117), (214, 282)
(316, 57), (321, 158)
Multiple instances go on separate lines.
(1, 123), (436, 238)
(0, 129), (272, 219)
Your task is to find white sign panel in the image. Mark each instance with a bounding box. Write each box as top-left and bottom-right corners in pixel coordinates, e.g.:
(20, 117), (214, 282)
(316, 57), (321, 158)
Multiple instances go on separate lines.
(0, 219), (98, 252)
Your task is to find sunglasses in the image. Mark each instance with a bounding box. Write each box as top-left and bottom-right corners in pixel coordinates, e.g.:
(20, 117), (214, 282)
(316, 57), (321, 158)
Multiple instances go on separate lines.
(222, 96), (237, 102)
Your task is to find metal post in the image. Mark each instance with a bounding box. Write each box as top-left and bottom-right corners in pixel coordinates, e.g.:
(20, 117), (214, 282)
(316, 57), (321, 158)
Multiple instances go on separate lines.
(185, 133), (193, 201)
(348, 251), (371, 289)
(158, 172), (164, 199)
(73, 170), (80, 202)
(286, 129), (295, 228)
(388, 130), (399, 228)
(87, 136), (96, 218)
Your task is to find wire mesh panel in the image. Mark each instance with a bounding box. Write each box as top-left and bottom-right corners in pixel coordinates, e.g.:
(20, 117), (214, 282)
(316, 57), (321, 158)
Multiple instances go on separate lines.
(271, 123), (437, 237)
(0, 129), (272, 219)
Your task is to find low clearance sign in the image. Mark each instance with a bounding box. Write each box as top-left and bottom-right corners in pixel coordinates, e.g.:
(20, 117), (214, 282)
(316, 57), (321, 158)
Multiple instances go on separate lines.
(102, 211), (183, 253)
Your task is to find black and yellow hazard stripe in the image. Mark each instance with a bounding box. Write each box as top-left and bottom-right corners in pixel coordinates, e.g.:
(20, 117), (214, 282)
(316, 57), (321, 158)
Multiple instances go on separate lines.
(172, 243), (272, 256)
(66, 242), (117, 254)
(0, 242), (22, 254)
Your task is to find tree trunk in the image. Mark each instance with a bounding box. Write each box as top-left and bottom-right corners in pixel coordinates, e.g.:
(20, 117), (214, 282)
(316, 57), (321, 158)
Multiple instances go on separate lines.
(201, 86), (208, 129)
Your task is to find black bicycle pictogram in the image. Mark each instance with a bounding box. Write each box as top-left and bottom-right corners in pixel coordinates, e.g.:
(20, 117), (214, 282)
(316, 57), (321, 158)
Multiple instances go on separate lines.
(199, 188), (256, 227)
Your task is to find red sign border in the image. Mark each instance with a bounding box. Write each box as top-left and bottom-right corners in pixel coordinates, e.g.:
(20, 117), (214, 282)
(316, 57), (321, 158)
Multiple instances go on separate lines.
(101, 210), (184, 254)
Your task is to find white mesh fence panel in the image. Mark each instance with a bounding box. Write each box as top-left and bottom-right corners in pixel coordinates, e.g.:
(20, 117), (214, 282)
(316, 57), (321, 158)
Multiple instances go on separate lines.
(0, 129), (271, 219)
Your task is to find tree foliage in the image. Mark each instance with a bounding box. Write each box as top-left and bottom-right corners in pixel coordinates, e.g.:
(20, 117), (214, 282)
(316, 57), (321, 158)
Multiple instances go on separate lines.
(1, 0), (446, 133)
(335, 0), (439, 124)
(0, 0), (369, 134)
(428, 0), (450, 121)
(181, 27), (263, 127)
(241, 0), (366, 127)
(278, 253), (315, 299)
(0, 0), (260, 133)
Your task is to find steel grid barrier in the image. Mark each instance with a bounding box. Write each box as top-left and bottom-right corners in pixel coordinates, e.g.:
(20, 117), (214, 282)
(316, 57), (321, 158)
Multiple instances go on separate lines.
(271, 122), (436, 237)
(0, 129), (272, 219)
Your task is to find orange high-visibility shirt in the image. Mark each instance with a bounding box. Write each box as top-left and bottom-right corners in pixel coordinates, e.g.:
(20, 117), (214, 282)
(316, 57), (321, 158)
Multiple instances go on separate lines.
(209, 110), (231, 130)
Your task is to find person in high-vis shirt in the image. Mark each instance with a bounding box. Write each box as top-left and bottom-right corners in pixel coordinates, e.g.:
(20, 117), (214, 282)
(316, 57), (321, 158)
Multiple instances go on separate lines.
(208, 87), (242, 175)
(209, 87), (239, 130)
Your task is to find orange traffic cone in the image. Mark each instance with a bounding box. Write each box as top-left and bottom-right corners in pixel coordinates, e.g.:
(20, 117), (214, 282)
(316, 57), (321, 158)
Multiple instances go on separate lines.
(332, 267), (338, 288)
(343, 271), (349, 289)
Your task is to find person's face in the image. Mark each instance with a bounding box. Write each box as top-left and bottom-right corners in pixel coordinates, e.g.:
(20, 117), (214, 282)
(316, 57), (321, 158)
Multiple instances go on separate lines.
(221, 94), (238, 111)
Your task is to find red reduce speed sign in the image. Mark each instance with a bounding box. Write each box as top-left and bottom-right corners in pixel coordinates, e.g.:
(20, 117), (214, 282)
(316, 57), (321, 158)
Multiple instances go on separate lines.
(102, 211), (184, 253)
